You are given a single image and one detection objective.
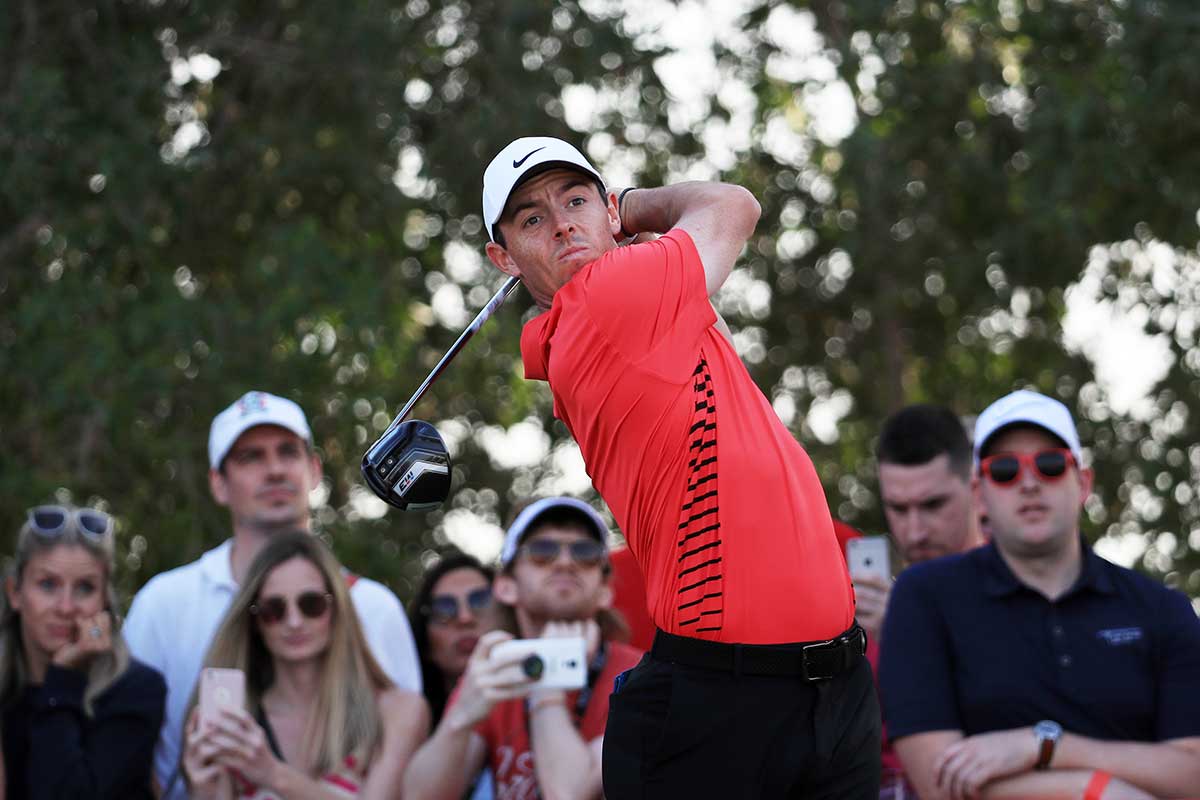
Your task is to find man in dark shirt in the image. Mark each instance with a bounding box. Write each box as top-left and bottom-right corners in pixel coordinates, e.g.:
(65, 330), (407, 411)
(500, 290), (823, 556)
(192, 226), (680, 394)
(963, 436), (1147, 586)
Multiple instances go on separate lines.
(856, 404), (985, 642)
(858, 405), (987, 796)
(880, 389), (1200, 799)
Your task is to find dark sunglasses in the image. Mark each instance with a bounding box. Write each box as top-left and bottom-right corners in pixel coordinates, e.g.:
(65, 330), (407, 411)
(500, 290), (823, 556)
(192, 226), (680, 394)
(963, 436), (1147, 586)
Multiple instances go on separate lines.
(27, 505), (113, 542)
(980, 449), (1075, 485)
(518, 538), (606, 568)
(425, 587), (493, 625)
(250, 591), (333, 625)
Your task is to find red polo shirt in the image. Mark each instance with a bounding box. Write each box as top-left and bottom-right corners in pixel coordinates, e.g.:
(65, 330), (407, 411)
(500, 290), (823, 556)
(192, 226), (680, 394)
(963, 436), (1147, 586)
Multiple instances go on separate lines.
(520, 230), (854, 644)
(609, 545), (656, 651)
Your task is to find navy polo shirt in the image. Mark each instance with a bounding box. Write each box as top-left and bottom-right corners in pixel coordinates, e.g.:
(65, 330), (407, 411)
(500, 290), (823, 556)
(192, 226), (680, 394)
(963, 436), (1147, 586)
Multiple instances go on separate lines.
(879, 540), (1200, 743)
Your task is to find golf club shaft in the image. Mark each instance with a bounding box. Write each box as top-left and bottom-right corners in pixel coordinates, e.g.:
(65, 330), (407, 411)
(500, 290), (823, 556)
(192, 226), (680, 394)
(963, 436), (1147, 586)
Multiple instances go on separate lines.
(387, 275), (522, 429)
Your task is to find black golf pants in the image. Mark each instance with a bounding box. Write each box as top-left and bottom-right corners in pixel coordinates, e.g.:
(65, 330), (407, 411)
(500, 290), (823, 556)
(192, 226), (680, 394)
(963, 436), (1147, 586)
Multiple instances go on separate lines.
(602, 645), (881, 799)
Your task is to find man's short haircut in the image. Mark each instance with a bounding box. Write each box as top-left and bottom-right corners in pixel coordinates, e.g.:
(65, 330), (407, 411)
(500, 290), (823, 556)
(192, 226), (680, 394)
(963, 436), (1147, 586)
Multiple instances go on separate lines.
(877, 404), (973, 480)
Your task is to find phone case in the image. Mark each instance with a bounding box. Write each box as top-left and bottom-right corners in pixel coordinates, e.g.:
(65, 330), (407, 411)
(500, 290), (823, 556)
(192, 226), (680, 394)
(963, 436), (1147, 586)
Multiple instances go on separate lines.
(492, 637), (587, 690)
(846, 536), (891, 580)
(199, 667), (246, 727)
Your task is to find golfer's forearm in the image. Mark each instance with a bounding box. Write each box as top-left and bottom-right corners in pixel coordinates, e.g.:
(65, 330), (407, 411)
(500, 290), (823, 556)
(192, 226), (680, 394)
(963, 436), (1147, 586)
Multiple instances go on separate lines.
(529, 704), (601, 800)
(1053, 735), (1200, 797)
(621, 182), (759, 240)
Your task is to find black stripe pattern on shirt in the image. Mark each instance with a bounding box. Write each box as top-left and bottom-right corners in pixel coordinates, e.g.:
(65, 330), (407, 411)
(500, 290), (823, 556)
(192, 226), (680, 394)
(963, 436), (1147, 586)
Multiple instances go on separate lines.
(675, 356), (723, 636)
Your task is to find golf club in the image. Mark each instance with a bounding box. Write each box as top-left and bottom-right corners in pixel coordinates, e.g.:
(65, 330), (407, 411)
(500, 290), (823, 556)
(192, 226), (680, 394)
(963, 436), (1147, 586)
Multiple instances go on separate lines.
(362, 275), (521, 511)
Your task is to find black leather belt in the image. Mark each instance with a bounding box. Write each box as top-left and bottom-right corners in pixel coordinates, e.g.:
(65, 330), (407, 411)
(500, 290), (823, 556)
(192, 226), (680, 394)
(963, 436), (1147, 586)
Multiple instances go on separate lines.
(651, 625), (866, 681)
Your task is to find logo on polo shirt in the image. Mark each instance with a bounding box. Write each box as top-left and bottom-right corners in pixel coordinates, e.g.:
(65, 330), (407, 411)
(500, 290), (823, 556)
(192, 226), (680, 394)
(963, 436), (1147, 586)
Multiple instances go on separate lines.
(1096, 627), (1142, 645)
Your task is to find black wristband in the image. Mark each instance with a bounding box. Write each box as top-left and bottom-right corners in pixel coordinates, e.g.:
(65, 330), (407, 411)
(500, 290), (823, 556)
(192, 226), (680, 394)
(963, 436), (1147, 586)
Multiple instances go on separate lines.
(617, 187), (637, 238)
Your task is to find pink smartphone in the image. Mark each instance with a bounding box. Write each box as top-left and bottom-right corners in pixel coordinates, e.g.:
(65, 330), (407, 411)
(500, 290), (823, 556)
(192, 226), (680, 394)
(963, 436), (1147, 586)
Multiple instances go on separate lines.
(198, 667), (245, 728)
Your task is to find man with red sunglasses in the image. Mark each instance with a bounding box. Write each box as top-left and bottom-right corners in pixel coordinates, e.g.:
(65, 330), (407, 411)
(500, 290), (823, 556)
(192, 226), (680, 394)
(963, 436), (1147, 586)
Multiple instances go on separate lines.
(880, 389), (1200, 800)
(405, 496), (642, 800)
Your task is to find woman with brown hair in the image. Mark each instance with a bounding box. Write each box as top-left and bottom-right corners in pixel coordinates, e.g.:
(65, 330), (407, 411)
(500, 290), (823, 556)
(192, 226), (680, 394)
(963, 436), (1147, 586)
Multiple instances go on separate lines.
(181, 532), (428, 799)
(0, 505), (165, 799)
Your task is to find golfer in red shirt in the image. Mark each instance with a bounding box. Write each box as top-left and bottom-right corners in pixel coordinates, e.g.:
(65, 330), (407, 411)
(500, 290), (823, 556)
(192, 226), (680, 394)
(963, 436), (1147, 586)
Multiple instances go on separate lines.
(480, 136), (880, 798)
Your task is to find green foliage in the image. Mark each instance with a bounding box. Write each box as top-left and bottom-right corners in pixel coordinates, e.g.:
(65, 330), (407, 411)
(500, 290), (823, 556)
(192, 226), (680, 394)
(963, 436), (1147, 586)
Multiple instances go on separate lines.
(733, 0), (1200, 595)
(0, 0), (684, 602)
(2, 0), (1198, 606)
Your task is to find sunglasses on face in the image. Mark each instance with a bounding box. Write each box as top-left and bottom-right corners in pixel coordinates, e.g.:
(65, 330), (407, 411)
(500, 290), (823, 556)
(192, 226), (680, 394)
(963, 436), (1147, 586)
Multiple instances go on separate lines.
(518, 538), (606, 568)
(425, 587), (493, 625)
(250, 591), (333, 625)
(27, 505), (114, 542)
(980, 449), (1076, 485)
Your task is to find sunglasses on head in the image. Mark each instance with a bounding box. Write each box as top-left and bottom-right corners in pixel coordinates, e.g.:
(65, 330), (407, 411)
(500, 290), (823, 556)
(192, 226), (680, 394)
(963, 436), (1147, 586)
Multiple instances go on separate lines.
(425, 587), (493, 625)
(250, 591), (333, 625)
(518, 538), (606, 568)
(27, 505), (113, 542)
(980, 448), (1075, 485)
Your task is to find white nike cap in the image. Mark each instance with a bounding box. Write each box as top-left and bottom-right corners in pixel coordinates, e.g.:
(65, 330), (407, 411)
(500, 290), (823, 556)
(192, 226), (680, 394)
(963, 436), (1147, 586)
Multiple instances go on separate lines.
(973, 389), (1082, 467)
(499, 496), (609, 566)
(482, 136), (604, 242)
(208, 391), (312, 469)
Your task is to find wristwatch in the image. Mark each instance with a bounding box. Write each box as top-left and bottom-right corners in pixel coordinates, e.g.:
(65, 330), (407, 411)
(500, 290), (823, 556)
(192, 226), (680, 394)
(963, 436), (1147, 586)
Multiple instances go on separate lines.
(1033, 720), (1062, 769)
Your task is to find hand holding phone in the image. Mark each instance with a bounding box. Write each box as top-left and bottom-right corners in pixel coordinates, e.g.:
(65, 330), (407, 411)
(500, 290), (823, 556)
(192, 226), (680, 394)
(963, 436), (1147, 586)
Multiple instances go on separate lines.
(491, 637), (587, 690)
(198, 667), (245, 730)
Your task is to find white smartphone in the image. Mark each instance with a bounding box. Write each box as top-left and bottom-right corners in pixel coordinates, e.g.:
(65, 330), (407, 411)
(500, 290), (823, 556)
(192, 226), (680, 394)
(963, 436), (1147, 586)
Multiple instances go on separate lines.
(199, 667), (245, 728)
(492, 637), (587, 690)
(846, 536), (891, 581)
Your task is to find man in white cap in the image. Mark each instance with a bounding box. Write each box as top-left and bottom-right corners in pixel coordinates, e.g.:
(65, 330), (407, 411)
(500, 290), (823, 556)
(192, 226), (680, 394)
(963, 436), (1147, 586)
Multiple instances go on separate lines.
(476, 137), (878, 798)
(405, 497), (642, 800)
(880, 389), (1200, 800)
(124, 390), (422, 799)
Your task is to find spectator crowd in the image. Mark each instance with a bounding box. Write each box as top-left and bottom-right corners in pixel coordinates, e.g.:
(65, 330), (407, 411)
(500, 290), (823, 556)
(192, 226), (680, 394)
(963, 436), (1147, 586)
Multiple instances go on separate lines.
(8, 387), (1199, 800)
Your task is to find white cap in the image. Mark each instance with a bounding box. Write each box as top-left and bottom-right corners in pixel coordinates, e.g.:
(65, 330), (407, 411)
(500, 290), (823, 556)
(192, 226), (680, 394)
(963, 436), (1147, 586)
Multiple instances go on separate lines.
(500, 496), (609, 566)
(973, 390), (1082, 467)
(208, 391), (312, 469)
(482, 136), (604, 241)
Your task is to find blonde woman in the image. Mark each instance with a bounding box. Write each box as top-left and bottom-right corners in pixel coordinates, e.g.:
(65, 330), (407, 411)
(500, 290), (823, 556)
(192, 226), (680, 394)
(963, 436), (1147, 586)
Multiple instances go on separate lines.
(0, 505), (166, 799)
(182, 532), (428, 799)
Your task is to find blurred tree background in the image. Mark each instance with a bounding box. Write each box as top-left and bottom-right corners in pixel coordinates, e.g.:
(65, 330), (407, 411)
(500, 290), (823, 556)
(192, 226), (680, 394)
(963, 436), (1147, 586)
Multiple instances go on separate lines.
(2, 0), (1198, 606)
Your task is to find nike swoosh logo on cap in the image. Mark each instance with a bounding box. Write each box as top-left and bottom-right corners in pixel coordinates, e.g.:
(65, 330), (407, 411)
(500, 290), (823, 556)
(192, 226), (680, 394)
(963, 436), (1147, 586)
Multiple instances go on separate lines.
(512, 147), (545, 168)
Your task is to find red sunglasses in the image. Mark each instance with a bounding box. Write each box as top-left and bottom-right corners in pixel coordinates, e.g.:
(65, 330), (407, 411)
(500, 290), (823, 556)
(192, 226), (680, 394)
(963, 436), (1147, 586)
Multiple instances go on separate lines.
(979, 448), (1076, 485)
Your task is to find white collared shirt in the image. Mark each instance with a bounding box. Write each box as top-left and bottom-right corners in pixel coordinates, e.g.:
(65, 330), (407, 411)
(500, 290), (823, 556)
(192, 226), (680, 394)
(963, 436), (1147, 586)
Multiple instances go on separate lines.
(123, 539), (421, 799)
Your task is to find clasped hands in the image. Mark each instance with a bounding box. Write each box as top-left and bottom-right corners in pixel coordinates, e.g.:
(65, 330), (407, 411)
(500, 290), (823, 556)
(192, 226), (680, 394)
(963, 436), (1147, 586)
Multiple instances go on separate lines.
(930, 729), (1152, 800)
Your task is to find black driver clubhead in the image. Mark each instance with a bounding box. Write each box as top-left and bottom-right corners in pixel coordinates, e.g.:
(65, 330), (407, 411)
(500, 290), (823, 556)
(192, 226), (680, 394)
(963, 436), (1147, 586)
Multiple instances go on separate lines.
(361, 420), (451, 511)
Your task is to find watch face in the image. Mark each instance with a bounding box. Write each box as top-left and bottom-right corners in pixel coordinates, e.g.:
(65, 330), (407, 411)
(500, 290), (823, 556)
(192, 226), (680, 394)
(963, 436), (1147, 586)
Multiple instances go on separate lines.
(1034, 720), (1062, 740)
